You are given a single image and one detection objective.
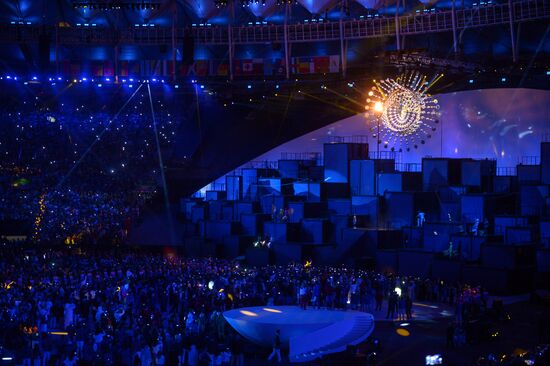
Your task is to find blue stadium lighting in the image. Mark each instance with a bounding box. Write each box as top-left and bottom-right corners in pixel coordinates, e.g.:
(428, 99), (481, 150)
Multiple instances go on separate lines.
(175, 85), (179, 88)
(248, 22), (253, 25)
(129, 84), (133, 88)
(24, 82), (28, 85)
(97, 84), (103, 87)
(91, 23), (97, 27)
(26, 22), (31, 25)
(6, 76), (12, 79)
(247, 85), (252, 89)
(469, 79), (474, 84)
(129, 78), (134, 82)
(501, 77), (507, 82)
(134, 24), (140, 27)
(199, 23), (204, 27)
(13, 76), (17, 80)
(122, 79), (127, 83)
(546, 70), (550, 75)
(84, 23), (90, 27)
(161, 79), (165, 83)
(152, 78), (157, 82)
(275, 85), (280, 89)
(105, 77), (111, 82)
(57, 77), (62, 81)
(200, 85), (205, 89)
(76, 23), (82, 26)
(10, 21), (15, 24)
(192, 24), (197, 27)
(82, 77), (87, 81)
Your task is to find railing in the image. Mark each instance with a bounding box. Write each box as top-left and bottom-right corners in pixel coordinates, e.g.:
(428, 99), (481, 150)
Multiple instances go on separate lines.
(328, 135), (370, 144)
(369, 151), (399, 160)
(395, 162), (422, 172)
(519, 156), (540, 165)
(496, 166), (517, 176)
(280, 152), (322, 161)
(0, 0), (547, 46)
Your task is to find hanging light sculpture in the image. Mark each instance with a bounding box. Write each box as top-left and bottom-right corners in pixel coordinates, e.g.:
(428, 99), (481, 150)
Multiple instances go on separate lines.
(366, 71), (442, 151)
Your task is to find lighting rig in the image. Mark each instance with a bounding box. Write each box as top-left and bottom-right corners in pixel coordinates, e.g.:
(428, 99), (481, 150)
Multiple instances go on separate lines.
(72, 1), (161, 10)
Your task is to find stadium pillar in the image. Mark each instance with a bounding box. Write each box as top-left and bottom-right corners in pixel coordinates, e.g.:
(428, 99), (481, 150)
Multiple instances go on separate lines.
(115, 45), (120, 83)
(172, 3), (177, 81)
(395, 0), (401, 51)
(452, 0), (458, 56)
(508, 0), (517, 63)
(228, 25), (234, 81)
(339, 3), (347, 77)
(284, 5), (290, 79)
(55, 24), (59, 75)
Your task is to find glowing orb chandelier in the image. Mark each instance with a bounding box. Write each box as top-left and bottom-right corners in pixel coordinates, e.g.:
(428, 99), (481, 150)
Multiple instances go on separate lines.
(366, 71), (441, 151)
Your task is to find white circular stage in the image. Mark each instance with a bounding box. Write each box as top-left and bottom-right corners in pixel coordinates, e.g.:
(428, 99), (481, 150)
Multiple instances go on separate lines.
(224, 306), (375, 362)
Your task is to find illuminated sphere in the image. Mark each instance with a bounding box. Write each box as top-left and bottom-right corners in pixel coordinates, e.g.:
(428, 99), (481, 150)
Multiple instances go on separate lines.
(368, 71), (441, 150)
(381, 86), (423, 136)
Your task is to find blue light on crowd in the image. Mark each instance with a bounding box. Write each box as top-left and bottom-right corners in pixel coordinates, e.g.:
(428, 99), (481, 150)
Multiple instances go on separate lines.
(546, 70), (550, 75)
(501, 77), (507, 82)
(32, 76), (37, 80)
(97, 84), (103, 87)
(469, 79), (474, 84)
(247, 85), (252, 89)
(200, 85), (205, 89)
(175, 85), (179, 88)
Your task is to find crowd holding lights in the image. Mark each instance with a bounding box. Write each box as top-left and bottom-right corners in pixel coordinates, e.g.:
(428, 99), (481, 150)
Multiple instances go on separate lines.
(0, 246), (493, 365)
(0, 83), (179, 244)
(366, 71), (442, 151)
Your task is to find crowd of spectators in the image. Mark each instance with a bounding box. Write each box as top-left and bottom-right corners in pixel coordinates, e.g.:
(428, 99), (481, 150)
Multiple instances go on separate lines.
(0, 86), (177, 244)
(0, 245), (491, 365)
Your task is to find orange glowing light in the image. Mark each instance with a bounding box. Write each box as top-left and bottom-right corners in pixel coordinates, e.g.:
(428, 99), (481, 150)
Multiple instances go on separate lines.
(396, 328), (410, 337)
(240, 310), (258, 317)
(263, 308), (283, 313)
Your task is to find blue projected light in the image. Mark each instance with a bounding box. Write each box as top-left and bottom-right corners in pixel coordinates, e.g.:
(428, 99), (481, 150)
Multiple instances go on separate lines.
(247, 85), (252, 89)
(501, 77), (507, 82)
(469, 79), (474, 84)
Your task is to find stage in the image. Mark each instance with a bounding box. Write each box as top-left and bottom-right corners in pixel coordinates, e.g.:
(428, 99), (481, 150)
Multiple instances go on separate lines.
(224, 306), (375, 362)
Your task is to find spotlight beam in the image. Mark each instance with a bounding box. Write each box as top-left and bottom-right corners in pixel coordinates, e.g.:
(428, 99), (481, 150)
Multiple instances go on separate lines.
(322, 86), (366, 109)
(55, 83), (144, 189)
(146, 83), (170, 208)
(298, 91), (359, 115)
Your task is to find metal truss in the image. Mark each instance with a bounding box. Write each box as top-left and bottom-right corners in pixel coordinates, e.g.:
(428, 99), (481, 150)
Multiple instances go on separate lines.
(0, 0), (547, 46)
